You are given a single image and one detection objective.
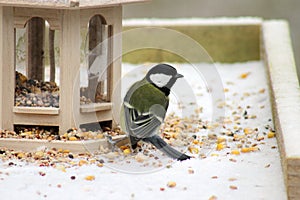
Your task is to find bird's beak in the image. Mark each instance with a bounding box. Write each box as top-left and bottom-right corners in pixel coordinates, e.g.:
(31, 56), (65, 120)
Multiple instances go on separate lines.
(175, 73), (184, 79)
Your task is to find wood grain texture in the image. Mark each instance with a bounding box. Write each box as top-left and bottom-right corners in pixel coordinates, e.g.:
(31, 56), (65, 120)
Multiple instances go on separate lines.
(59, 9), (81, 134)
(80, 102), (112, 113)
(0, 138), (108, 153)
(0, 7), (14, 131)
(13, 107), (59, 115)
(0, 0), (149, 9)
(263, 20), (300, 199)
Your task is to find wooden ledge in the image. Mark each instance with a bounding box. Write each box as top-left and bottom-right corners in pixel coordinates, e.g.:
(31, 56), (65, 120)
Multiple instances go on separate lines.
(263, 20), (300, 199)
(0, 138), (108, 153)
(0, 136), (127, 153)
(13, 106), (60, 115)
(80, 102), (112, 113)
(0, 0), (150, 9)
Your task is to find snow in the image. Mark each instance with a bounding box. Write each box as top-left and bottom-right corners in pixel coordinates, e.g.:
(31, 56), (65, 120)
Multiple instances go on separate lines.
(0, 61), (286, 200)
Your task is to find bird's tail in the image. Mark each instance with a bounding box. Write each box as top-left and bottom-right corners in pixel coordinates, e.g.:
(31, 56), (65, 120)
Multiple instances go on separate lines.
(143, 135), (190, 161)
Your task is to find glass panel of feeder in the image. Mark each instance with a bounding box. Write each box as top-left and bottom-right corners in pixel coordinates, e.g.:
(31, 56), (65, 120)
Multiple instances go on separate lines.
(15, 18), (60, 108)
(93, 24), (109, 103)
(80, 18), (110, 105)
(80, 27), (90, 104)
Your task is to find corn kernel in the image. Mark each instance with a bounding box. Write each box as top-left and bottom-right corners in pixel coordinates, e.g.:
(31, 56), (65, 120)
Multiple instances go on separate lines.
(241, 147), (251, 153)
(188, 147), (199, 154)
(89, 159), (96, 164)
(216, 143), (225, 151)
(97, 163), (104, 167)
(171, 132), (179, 139)
(241, 147), (258, 153)
(123, 148), (131, 155)
(192, 140), (199, 145)
(267, 131), (275, 138)
(167, 181), (176, 188)
(243, 128), (253, 135)
(239, 72), (250, 79)
(68, 136), (77, 141)
(17, 152), (25, 159)
(259, 88), (265, 93)
(62, 149), (70, 153)
(24, 131), (32, 135)
(209, 195), (218, 200)
(34, 151), (44, 159)
(231, 150), (240, 155)
(85, 175), (95, 181)
(250, 147), (259, 151)
(119, 145), (129, 150)
(78, 160), (88, 166)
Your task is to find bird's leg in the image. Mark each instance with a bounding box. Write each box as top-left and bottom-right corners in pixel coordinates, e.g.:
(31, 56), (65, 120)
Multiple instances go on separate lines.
(129, 135), (142, 153)
(104, 134), (116, 152)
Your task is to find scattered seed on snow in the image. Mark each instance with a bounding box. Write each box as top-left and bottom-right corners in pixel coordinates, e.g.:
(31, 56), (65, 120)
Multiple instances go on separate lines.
(167, 181), (176, 188)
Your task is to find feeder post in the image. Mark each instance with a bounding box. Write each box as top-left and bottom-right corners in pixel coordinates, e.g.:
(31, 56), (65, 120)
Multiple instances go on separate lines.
(59, 9), (81, 134)
(49, 29), (55, 82)
(27, 17), (45, 81)
(110, 6), (122, 126)
(0, 6), (14, 131)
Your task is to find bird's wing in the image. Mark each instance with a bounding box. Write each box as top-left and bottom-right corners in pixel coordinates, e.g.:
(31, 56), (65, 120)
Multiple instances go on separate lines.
(123, 101), (164, 139)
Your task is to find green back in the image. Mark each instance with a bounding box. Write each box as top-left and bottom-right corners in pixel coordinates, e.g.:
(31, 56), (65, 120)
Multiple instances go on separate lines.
(128, 79), (169, 113)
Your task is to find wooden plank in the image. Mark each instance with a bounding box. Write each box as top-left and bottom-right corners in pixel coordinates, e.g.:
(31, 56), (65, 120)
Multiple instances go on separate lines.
(110, 6), (122, 127)
(78, 110), (112, 125)
(0, 6), (14, 131)
(14, 7), (61, 30)
(78, 0), (150, 8)
(0, 0), (68, 9)
(80, 102), (112, 113)
(0, 138), (108, 153)
(13, 107), (59, 115)
(59, 9), (81, 134)
(80, 7), (118, 26)
(263, 20), (300, 199)
(0, 0), (150, 9)
(13, 113), (59, 126)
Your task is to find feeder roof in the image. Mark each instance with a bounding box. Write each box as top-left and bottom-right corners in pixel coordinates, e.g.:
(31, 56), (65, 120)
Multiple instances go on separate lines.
(0, 0), (149, 9)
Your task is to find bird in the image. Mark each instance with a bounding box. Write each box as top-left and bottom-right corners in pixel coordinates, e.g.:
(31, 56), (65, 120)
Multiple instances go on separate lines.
(121, 63), (191, 161)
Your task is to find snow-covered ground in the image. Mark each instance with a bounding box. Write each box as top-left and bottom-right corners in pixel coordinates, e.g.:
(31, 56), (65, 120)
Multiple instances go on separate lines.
(0, 61), (286, 200)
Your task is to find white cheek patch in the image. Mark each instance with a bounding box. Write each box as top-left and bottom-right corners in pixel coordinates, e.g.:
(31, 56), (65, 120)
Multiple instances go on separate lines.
(149, 73), (172, 88)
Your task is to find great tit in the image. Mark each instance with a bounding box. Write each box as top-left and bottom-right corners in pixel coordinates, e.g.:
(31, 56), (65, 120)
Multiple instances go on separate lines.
(121, 63), (191, 161)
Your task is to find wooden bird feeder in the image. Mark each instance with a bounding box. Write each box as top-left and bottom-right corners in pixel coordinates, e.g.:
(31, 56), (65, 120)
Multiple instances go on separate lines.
(0, 0), (148, 152)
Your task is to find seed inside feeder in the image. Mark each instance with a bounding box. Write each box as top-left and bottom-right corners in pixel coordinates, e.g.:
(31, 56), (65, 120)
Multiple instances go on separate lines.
(15, 71), (59, 108)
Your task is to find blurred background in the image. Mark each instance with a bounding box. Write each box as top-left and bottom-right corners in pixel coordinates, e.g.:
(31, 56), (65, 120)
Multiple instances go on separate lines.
(123, 0), (300, 78)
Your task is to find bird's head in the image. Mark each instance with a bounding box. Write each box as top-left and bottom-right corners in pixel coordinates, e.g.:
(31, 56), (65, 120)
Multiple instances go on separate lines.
(146, 64), (183, 90)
